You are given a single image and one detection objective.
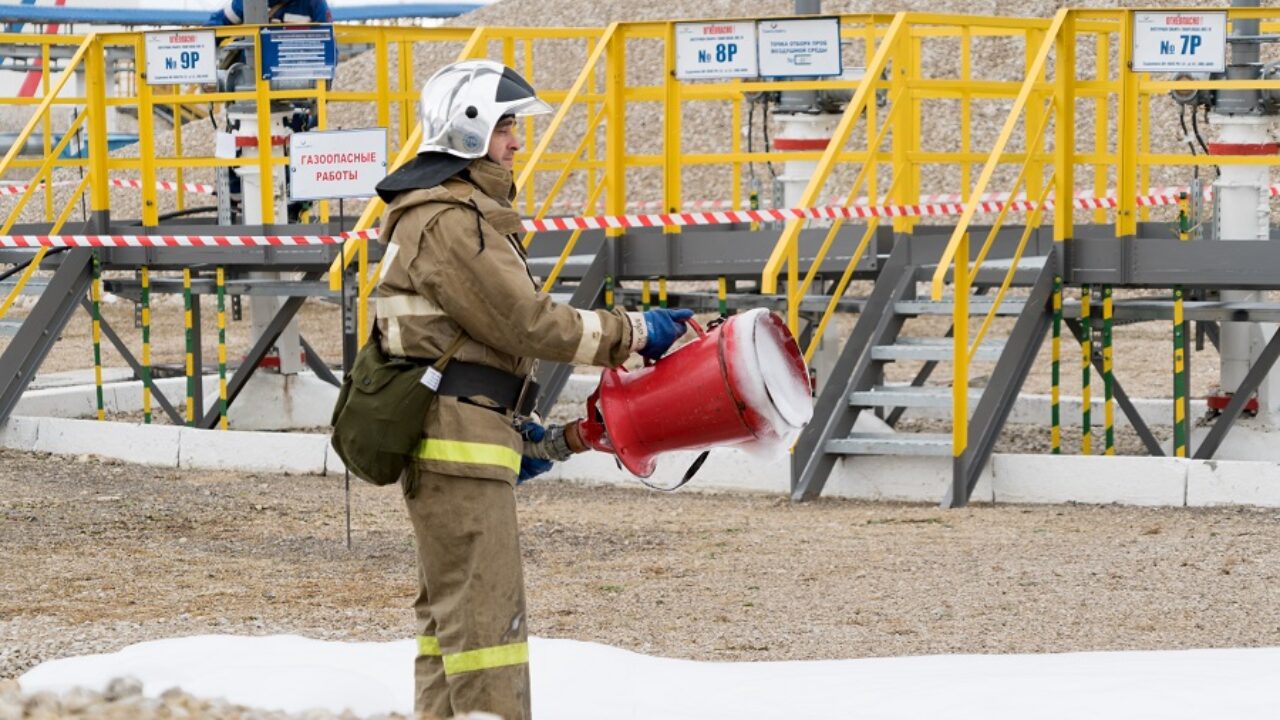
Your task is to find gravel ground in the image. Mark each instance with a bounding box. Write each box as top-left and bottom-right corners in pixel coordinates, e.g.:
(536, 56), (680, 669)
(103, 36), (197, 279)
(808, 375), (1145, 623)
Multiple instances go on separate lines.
(4, 448), (1280, 700)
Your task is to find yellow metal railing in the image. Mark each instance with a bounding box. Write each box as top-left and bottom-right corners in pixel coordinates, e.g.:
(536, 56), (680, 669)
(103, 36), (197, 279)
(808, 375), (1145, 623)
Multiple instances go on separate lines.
(926, 7), (1280, 457)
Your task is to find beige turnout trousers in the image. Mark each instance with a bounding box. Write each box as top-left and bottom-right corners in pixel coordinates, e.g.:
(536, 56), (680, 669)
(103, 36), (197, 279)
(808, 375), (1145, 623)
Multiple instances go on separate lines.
(404, 466), (531, 720)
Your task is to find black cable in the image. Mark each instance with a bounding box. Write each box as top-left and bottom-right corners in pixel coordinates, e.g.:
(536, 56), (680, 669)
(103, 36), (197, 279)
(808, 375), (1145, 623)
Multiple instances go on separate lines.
(761, 95), (777, 179)
(1178, 105), (1197, 155)
(124, 206), (218, 225)
(0, 247), (69, 283)
(1190, 106), (1219, 177)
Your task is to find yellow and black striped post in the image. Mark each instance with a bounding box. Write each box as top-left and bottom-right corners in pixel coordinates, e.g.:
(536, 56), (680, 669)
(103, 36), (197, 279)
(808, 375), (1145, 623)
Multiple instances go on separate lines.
(140, 267), (152, 424)
(90, 253), (105, 421)
(604, 275), (614, 311)
(1080, 285), (1092, 455)
(1102, 285), (1115, 455)
(183, 268), (195, 426)
(1172, 194), (1191, 456)
(1173, 286), (1188, 458)
(658, 276), (668, 309)
(1051, 275), (1062, 454)
(641, 278), (651, 311)
(717, 275), (728, 317)
(216, 267), (229, 431)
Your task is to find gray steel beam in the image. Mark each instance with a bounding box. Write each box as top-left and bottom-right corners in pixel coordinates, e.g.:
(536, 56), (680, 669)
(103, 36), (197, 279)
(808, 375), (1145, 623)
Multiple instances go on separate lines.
(1068, 236), (1280, 288)
(791, 242), (916, 502)
(1192, 326), (1280, 460)
(77, 297), (185, 425)
(946, 252), (1054, 508)
(534, 247), (610, 417)
(0, 250), (95, 424)
(300, 335), (340, 387)
(1064, 318), (1164, 457)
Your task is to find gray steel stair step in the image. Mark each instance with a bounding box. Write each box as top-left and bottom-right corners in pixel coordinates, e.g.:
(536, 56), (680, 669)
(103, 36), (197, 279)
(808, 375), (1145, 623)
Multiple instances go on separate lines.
(849, 385), (952, 408)
(871, 336), (1005, 362)
(895, 299), (1027, 316)
(825, 432), (954, 456)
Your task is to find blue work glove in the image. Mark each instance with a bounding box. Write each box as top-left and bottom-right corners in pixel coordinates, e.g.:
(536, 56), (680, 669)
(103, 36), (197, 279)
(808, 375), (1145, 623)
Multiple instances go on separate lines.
(517, 419), (554, 484)
(641, 308), (695, 361)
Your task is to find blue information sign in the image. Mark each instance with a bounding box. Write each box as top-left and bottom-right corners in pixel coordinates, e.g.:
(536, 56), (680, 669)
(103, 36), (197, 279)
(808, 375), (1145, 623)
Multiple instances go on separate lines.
(260, 25), (337, 82)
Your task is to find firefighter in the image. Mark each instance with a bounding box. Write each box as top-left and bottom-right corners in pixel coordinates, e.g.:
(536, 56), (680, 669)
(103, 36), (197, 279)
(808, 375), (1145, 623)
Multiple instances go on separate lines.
(372, 59), (693, 719)
(207, 0), (332, 25)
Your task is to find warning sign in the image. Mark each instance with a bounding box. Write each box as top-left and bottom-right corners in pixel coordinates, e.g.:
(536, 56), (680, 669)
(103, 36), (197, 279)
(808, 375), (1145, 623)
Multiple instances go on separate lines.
(289, 129), (387, 201)
(144, 30), (217, 85)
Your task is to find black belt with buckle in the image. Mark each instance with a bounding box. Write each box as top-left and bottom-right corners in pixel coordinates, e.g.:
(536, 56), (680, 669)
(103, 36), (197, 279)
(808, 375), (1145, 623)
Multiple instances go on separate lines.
(435, 360), (539, 416)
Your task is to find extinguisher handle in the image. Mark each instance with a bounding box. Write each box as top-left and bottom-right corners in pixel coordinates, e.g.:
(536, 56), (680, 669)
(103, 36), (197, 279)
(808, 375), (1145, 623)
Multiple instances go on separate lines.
(643, 317), (705, 367)
(576, 385), (614, 454)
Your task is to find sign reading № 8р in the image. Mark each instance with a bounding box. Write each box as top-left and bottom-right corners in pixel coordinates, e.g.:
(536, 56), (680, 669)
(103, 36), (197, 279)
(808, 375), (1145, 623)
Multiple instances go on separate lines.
(288, 129), (387, 201)
(675, 21), (758, 79)
(1131, 11), (1226, 73)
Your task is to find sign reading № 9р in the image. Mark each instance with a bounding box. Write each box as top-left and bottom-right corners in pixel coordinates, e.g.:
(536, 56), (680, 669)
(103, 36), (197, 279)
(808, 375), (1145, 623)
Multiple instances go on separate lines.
(288, 129), (387, 201)
(144, 30), (217, 85)
(1131, 11), (1226, 73)
(675, 21), (758, 80)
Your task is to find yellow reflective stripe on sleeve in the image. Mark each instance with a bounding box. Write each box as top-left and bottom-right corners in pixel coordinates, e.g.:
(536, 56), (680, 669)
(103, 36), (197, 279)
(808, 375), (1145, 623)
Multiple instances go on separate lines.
(442, 641), (529, 676)
(417, 635), (441, 656)
(414, 438), (521, 473)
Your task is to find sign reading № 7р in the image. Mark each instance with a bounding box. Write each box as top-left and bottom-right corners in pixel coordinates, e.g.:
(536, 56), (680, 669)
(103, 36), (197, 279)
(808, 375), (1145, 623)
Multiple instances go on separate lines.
(1131, 11), (1226, 73)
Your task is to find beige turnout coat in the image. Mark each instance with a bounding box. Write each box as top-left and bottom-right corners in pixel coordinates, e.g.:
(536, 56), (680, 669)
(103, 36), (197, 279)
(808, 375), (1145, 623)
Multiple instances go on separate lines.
(375, 157), (640, 484)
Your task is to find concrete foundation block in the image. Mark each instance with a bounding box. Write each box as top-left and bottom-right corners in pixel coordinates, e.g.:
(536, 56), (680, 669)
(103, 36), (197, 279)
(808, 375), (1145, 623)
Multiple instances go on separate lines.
(31, 417), (181, 467)
(0, 415), (42, 451)
(178, 428), (328, 475)
(1187, 460), (1280, 508)
(555, 445), (789, 494)
(225, 372), (339, 431)
(992, 454), (1188, 506)
(323, 439), (347, 477)
(828, 455), (995, 504)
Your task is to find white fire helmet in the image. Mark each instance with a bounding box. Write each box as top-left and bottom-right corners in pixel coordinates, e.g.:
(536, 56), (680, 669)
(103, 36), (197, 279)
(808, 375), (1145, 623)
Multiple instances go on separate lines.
(416, 60), (553, 158)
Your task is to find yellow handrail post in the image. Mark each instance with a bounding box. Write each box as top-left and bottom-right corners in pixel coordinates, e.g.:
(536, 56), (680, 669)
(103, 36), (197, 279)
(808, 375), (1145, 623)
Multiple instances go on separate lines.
(662, 22), (681, 230)
(604, 24), (625, 238)
(1116, 11), (1138, 239)
(135, 36), (159, 228)
(1054, 11), (1076, 243)
(253, 28), (274, 225)
(85, 34), (111, 230)
(952, 231), (969, 457)
(0, 35), (93, 181)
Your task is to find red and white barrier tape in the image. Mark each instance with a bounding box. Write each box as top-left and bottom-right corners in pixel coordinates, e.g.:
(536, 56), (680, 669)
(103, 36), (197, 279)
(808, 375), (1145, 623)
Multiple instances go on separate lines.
(0, 186), (1258, 248)
(1, 178), (217, 196)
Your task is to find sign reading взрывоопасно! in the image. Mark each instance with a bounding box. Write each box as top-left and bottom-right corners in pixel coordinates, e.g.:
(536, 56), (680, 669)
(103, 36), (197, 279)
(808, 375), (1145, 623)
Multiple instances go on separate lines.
(675, 21), (758, 80)
(288, 128), (387, 201)
(1131, 11), (1226, 73)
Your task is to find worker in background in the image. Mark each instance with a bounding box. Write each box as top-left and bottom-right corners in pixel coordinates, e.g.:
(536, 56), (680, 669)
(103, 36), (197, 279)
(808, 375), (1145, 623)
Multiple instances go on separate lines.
(373, 59), (693, 719)
(207, 0), (332, 25)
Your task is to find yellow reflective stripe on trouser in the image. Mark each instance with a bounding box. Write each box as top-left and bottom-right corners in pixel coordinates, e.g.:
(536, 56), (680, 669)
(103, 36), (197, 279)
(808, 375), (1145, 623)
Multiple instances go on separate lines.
(415, 439), (521, 473)
(442, 641), (529, 676)
(417, 635), (441, 656)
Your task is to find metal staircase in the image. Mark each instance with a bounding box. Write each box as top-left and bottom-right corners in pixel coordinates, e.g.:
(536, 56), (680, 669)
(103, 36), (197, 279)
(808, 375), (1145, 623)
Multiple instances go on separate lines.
(791, 241), (1055, 508)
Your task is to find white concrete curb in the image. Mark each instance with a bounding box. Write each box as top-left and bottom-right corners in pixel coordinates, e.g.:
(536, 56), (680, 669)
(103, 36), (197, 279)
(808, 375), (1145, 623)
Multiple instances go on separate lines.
(4, 413), (1280, 507)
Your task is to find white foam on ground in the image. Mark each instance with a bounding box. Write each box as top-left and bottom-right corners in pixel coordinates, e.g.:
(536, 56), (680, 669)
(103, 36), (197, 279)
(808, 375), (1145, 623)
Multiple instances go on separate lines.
(18, 635), (1280, 719)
